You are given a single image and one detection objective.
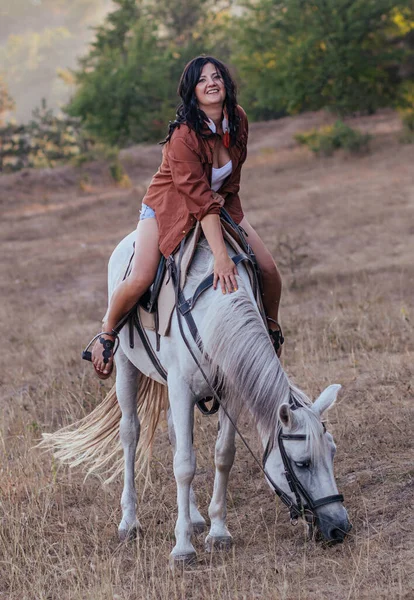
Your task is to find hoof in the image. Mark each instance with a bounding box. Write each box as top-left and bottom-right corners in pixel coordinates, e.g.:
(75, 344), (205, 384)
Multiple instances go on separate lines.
(205, 535), (233, 553)
(169, 551), (197, 570)
(118, 524), (142, 542)
(192, 521), (207, 535)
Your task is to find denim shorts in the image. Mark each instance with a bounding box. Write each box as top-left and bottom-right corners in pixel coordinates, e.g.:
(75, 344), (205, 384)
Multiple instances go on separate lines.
(140, 203), (156, 220)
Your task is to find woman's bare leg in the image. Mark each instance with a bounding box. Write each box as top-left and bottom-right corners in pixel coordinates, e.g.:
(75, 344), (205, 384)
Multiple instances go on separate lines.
(239, 216), (282, 325)
(92, 218), (161, 376)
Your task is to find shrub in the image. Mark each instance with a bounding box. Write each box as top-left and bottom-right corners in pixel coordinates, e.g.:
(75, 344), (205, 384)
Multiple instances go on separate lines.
(109, 161), (131, 188)
(399, 111), (414, 144)
(0, 100), (91, 172)
(71, 142), (119, 167)
(295, 121), (370, 156)
(398, 83), (414, 144)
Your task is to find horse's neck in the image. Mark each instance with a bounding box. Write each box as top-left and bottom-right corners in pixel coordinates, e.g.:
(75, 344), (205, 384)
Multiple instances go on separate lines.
(195, 252), (291, 439)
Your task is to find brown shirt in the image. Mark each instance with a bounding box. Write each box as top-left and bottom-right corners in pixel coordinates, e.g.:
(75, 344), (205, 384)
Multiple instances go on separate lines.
(143, 105), (248, 257)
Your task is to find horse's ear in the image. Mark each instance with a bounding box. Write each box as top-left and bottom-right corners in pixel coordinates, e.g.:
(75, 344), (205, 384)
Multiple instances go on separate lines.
(278, 403), (297, 429)
(312, 384), (342, 416)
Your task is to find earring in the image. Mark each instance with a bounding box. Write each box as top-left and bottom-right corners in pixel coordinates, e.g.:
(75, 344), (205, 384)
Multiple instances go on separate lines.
(222, 107), (230, 148)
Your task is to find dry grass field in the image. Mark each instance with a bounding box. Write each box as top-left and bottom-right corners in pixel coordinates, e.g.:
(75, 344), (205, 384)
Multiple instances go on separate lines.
(1, 109), (413, 600)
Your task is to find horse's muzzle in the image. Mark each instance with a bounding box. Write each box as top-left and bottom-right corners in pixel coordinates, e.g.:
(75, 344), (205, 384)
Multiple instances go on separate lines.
(317, 514), (352, 543)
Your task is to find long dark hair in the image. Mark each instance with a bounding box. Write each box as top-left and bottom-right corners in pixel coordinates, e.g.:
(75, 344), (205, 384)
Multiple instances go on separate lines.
(161, 56), (239, 146)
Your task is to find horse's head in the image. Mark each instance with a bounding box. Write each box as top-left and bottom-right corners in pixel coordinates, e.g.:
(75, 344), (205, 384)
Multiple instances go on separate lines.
(263, 384), (351, 542)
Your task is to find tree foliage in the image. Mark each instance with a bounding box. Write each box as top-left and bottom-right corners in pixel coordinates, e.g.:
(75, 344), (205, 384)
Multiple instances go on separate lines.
(66, 0), (233, 144)
(2, 0), (414, 150)
(0, 100), (90, 172)
(233, 0), (414, 119)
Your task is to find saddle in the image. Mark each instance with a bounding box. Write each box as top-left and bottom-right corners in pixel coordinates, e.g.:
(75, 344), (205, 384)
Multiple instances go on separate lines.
(136, 221), (201, 337)
(124, 213), (261, 339)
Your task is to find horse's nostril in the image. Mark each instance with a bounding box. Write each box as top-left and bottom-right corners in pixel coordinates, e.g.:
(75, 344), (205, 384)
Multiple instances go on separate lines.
(330, 527), (346, 542)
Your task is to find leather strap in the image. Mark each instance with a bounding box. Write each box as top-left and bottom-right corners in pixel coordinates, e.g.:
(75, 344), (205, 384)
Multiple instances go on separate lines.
(178, 253), (255, 315)
(220, 207), (250, 254)
(311, 494), (344, 509)
(196, 397), (221, 416)
(132, 310), (168, 381)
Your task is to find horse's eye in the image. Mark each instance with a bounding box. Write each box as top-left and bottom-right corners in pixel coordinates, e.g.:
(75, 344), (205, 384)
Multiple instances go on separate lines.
(295, 461), (311, 469)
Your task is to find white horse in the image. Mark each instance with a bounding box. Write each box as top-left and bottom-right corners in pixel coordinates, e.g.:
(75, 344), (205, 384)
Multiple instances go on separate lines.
(42, 232), (351, 566)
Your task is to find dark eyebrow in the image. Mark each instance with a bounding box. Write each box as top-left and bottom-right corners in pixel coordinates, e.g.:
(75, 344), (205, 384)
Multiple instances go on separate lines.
(198, 71), (221, 81)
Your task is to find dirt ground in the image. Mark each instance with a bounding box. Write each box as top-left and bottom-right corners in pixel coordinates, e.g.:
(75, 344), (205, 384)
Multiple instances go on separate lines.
(1, 109), (413, 600)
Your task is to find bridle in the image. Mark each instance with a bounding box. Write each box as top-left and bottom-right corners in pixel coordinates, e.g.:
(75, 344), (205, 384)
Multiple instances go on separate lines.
(262, 412), (344, 525)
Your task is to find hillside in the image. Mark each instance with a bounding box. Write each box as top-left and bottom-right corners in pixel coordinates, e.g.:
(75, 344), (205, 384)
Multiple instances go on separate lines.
(1, 110), (413, 599)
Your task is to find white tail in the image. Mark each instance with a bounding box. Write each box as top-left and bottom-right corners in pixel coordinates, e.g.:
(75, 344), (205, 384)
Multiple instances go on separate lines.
(39, 374), (169, 483)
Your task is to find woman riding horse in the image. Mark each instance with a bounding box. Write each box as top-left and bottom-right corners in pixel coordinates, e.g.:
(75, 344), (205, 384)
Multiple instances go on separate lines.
(90, 55), (283, 379)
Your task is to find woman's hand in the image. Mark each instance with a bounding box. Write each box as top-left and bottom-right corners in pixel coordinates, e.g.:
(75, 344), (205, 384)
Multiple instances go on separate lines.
(200, 213), (237, 293)
(213, 251), (238, 294)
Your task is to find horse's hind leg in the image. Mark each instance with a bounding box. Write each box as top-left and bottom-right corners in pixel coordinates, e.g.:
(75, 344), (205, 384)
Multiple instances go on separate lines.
(115, 348), (141, 541)
(167, 408), (206, 534)
(168, 372), (197, 566)
(205, 407), (236, 552)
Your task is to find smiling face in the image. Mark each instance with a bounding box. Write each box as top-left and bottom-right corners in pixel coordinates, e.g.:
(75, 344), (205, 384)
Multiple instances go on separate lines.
(194, 62), (226, 110)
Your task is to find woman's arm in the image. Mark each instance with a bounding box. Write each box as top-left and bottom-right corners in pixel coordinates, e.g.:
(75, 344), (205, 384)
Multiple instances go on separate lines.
(201, 213), (238, 294)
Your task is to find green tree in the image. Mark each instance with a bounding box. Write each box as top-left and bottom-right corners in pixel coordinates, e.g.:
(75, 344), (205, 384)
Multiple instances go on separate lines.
(233, 0), (414, 118)
(66, 2), (173, 144)
(66, 0), (233, 144)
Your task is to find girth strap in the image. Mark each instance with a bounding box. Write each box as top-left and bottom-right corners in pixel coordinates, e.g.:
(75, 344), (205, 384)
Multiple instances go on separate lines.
(132, 310), (168, 381)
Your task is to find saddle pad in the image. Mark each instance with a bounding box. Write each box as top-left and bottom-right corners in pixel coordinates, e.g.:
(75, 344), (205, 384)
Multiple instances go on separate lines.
(138, 222), (202, 335)
(138, 221), (264, 336)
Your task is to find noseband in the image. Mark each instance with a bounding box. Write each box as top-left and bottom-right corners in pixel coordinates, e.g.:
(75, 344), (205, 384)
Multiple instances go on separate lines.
(262, 418), (344, 524)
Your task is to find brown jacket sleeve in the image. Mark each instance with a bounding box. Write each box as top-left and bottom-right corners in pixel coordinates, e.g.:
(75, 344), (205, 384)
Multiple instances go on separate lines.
(168, 136), (222, 222)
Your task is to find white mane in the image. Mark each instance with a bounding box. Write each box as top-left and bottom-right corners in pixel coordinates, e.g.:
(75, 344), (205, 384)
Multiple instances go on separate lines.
(199, 265), (325, 462)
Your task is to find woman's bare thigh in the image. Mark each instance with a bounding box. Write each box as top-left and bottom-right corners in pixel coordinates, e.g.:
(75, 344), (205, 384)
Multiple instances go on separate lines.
(130, 218), (161, 284)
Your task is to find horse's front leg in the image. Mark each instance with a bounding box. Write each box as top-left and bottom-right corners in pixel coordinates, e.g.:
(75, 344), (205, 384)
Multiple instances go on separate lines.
(206, 406), (236, 552)
(167, 407), (206, 534)
(115, 348), (141, 541)
(168, 372), (197, 566)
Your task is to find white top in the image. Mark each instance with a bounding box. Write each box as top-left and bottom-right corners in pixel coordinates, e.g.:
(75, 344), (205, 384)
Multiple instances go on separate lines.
(206, 117), (233, 191)
(211, 160), (233, 191)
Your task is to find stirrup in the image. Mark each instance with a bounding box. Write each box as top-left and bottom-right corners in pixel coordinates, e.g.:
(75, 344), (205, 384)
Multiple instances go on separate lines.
(81, 330), (119, 363)
(267, 318), (284, 352)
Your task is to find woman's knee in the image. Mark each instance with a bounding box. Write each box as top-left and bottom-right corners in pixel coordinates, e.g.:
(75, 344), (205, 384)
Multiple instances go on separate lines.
(258, 253), (280, 282)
